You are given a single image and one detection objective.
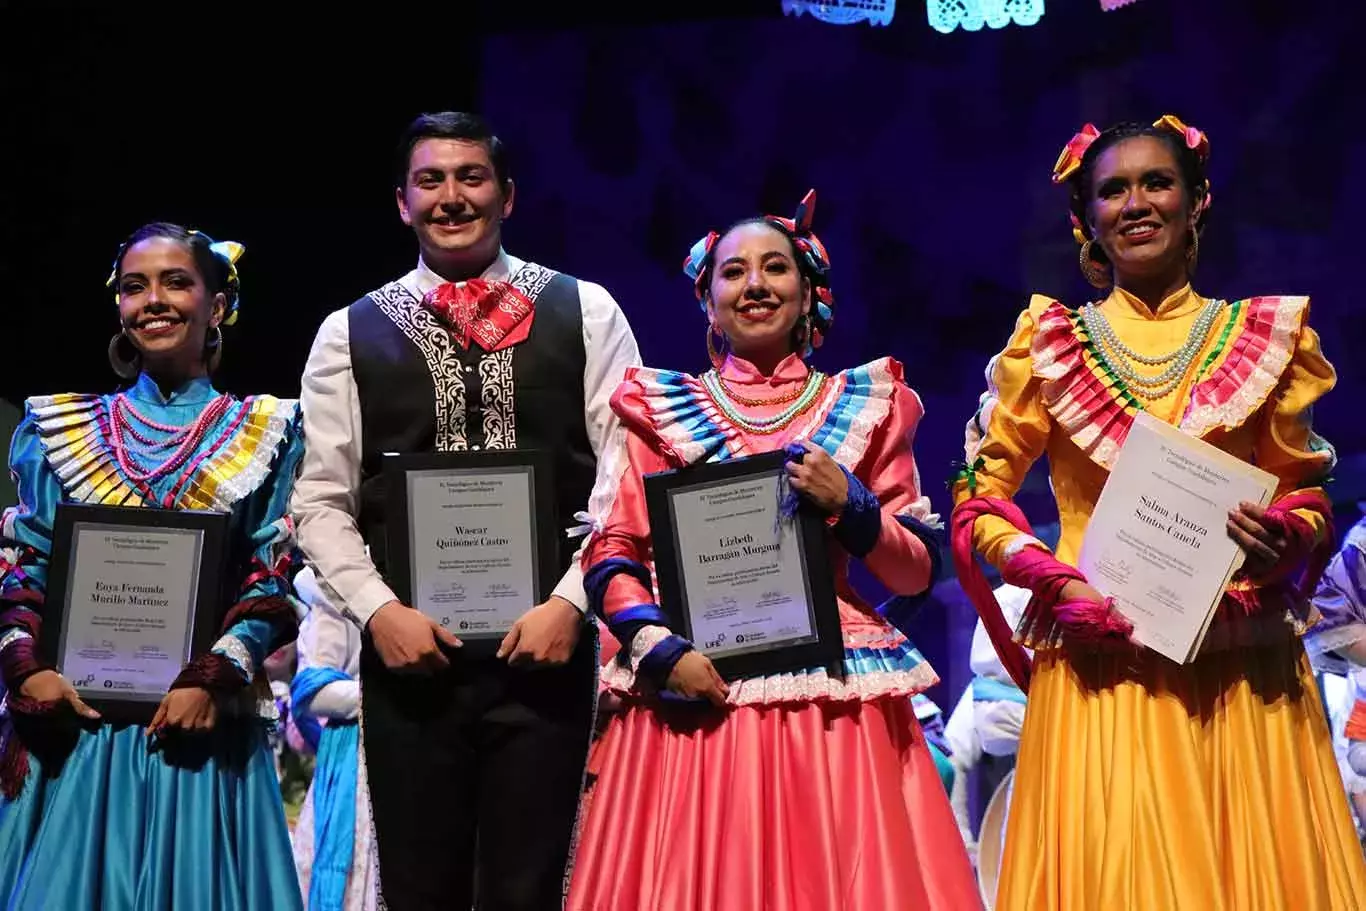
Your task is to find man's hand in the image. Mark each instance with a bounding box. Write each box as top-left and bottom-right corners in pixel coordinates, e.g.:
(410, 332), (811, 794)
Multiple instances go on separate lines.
(497, 596), (583, 668)
(368, 600), (462, 673)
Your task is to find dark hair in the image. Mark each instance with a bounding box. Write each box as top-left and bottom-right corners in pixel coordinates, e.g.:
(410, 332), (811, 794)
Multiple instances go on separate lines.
(699, 217), (834, 348)
(113, 222), (237, 313)
(394, 111), (511, 190)
(1069, 121), (1210, 262)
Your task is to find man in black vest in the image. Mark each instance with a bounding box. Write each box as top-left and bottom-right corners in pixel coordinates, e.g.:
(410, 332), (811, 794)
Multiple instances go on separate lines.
(291, 112), (640, 910)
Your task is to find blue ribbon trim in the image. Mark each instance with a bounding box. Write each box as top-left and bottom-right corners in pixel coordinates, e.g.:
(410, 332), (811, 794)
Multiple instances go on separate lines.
(972, 675), (1027, 705)
(638, 634), (694, 688)
(583, 557), (653, 620)
(831, 465), (881, 557)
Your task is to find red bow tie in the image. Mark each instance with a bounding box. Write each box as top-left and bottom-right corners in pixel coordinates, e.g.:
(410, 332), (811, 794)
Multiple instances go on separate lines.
(423, 279), (535, 351)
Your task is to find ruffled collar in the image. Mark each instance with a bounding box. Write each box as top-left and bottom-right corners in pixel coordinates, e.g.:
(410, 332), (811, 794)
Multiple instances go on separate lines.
(717, 353), (810, 386)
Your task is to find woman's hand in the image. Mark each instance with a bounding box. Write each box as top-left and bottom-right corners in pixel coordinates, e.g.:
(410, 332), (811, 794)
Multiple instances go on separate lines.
(1226, 501), (1290, 581)
(18, 669), (101, 720)
(1059, 579), (1106, 605)
(665, 652), (730, 707)
(786, 441), (850, 515)
(146, 687), (219, 737)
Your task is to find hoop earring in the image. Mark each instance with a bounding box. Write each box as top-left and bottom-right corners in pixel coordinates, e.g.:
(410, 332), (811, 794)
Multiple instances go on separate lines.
(706, 321), (728, 370)
(205, 324), (224, 372)
(107, 331), (140, 380)
(793, 314), (811, 355)
(1079, 240), (1112, 290)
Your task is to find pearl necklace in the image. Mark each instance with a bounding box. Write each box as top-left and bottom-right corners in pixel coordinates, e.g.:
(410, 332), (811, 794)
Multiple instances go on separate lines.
(701, 369), (827, 434)
(1079, 298), (1223, 401)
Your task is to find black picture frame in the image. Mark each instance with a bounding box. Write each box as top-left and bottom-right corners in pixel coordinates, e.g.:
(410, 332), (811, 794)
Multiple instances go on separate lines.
(384, 449), (559, 657)
(644, 450), (843, 681)
(41, 503), (230, 726)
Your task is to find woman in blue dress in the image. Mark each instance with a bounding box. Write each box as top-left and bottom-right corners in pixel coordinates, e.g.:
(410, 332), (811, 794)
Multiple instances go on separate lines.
(0, 222), (305, 910)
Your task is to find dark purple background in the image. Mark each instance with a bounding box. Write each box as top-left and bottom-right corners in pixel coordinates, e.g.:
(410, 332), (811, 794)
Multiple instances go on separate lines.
(2, 0), (1362, 721)
(474, 0), (1366, 707)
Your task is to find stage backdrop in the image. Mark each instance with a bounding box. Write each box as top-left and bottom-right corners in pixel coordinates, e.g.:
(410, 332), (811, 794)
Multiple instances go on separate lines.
(478, 0), (1365, 705)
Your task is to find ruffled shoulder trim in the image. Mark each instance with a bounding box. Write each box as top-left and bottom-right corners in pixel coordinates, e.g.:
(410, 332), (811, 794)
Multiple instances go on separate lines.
(610, 367), (741, 466)
(1179, 296), (1310, 438)
(609, 357), (905, 471)
(1030, 295), (1310, 470)
(25, 393), (300, 511)
(1031, 300), (1140, 470)
(806, 356), (904, 472)
(178, 396), (300, 512)
(26, 394), (144, 506)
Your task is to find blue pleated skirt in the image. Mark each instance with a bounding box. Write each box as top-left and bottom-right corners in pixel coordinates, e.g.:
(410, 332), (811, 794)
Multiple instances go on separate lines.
(0, 719), (301, 911)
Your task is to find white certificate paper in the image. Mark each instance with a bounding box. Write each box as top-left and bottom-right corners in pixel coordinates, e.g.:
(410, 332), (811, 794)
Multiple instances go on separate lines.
(59, 523), (203, 701)
(1079, 411), (1278, 663)
(669, 474), (818, 659)
(406, 467), (537, 637)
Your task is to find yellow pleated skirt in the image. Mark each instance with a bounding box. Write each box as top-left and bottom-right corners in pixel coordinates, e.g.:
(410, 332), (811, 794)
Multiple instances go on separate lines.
(997, 635), (1366, 911)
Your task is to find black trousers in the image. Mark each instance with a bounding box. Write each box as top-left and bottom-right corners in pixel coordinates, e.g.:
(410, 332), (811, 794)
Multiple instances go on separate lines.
(361, 632), (597, 911)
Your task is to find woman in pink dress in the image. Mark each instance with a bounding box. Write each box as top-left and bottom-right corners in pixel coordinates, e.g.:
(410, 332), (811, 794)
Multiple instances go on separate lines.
(567, 191), (981, 910)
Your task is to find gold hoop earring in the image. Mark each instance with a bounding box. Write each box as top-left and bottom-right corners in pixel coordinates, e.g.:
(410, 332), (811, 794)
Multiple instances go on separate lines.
(107, 331), (140, 380)
(205, 325), (224, 372)
(793, 314), (811, 355)
(1079, 240), (1112, 290)
(706, 322), (727, 369)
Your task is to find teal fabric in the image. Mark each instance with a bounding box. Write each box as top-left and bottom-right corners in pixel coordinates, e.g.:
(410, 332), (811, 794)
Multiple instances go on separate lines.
(926, 739), (955, 795)
(0, 721), (301, 910)
(0, 374), (305, 910)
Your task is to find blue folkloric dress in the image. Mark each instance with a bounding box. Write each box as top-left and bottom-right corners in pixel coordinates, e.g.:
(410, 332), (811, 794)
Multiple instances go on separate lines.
(0, 374), (305, 911)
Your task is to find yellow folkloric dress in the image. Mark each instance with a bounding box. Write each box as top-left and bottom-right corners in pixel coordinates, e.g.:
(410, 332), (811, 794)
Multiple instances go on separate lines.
(953, 284), (1366, 910)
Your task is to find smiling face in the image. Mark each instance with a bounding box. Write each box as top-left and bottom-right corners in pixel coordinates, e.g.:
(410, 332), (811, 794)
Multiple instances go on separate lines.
(115, 236), (224, 380)
(1086, 135), (1198, 290)
(705, 221), (811, 367)
(396, 137), (514, 280)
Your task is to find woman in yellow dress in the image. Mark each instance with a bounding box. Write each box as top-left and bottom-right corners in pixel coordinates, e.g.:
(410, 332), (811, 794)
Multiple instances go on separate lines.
(950, 115), (1366, 910)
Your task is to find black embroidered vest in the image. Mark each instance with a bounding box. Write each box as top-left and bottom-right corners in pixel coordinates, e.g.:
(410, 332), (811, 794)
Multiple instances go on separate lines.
(348, 263), (595, 581)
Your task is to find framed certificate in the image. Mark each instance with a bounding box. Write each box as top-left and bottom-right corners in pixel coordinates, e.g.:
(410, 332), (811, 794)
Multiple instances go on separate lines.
(40, 503), (230, 724)
(645, 450), (843, 681)
(384, 450), (559, 655)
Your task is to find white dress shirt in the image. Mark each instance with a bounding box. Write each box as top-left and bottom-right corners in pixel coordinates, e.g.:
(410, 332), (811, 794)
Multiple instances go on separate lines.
(293, 565), (362, 719)
(290, 249), (640, 627)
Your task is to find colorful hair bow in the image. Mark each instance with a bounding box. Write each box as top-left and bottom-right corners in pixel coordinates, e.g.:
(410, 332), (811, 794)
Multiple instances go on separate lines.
(682, 231), (720, 299)
(107, 230), (246, 325)
(1152, 114), (1210, 165)
(681, 189), (835, 355)
(1051, 123), (1101, 185)
(192, 231), (246, 326)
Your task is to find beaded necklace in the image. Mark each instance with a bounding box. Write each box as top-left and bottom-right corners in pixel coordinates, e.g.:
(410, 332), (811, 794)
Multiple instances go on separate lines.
(1079, 298), (1224, 401)
(107, 392), (240, 506)
(700, 369), (827, 434)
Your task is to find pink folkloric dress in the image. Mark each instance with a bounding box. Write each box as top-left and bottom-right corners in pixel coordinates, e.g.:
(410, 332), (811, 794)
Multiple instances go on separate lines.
(567, 353), (981, 911)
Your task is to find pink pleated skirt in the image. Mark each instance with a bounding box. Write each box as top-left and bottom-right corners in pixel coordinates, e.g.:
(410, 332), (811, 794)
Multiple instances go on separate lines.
(568, 696), (981, 910)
